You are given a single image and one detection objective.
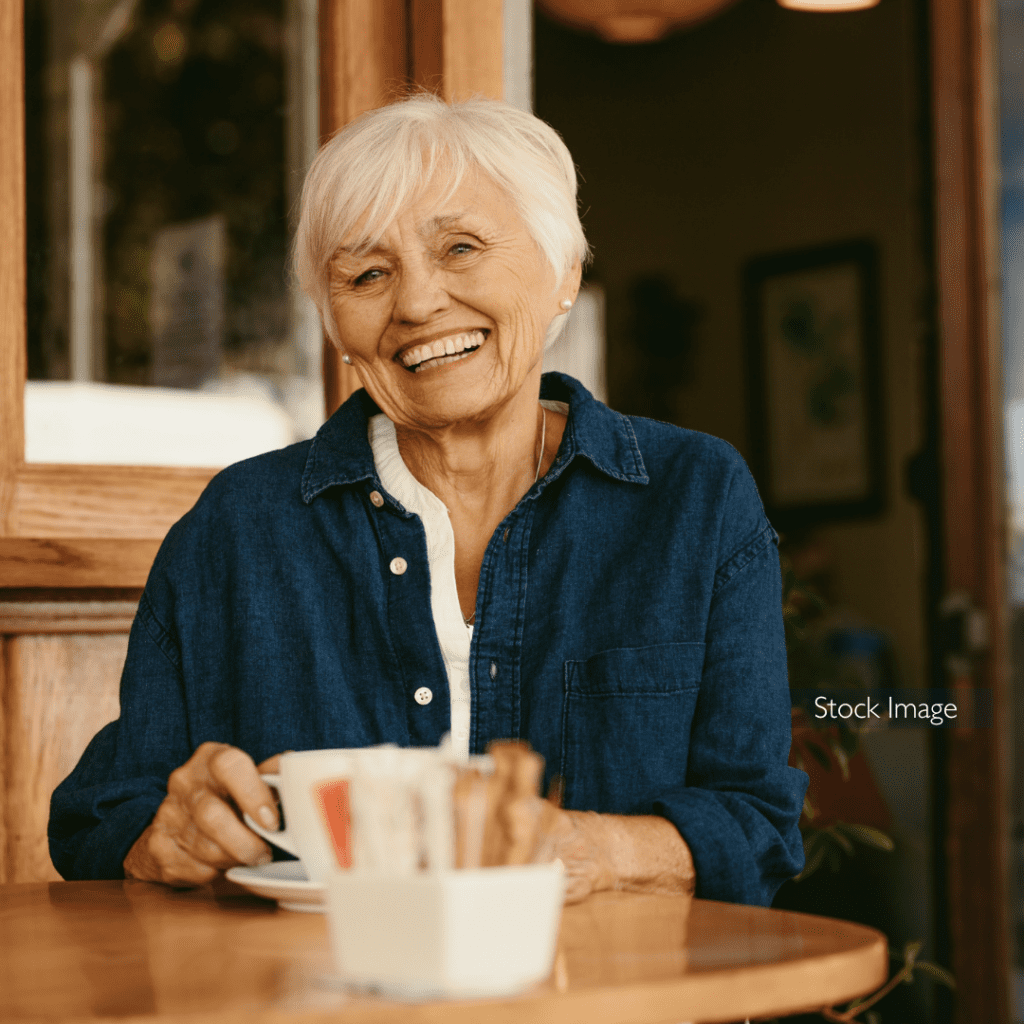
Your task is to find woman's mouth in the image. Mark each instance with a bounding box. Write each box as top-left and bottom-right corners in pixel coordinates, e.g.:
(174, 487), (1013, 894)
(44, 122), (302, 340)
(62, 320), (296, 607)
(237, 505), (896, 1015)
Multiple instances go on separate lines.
(398, 330), (487, 373)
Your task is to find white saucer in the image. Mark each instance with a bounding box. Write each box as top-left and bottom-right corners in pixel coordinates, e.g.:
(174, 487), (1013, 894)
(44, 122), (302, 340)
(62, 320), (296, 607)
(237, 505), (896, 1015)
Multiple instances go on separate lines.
(225, 860), (326, 913)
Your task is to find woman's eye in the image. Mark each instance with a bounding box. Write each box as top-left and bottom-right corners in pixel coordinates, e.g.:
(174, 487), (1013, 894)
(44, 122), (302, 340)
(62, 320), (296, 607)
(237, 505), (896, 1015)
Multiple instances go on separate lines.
(353, 268), (385, 286)
(448, 242), (475, 256)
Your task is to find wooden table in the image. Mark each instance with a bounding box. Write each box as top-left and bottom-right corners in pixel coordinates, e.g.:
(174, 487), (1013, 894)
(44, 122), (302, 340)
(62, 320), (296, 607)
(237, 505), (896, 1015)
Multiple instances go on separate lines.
(0, 881), (886, 1024)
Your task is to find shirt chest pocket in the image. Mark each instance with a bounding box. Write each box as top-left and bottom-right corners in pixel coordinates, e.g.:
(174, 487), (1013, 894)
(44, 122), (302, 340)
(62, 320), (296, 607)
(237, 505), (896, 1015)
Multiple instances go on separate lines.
(560, 643), (704, 813)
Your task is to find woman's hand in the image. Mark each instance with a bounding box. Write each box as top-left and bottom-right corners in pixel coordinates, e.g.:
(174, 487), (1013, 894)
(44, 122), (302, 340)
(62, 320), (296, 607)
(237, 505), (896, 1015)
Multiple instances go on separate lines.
(534, 806), (697, 904)
(123, 743), (282, 886)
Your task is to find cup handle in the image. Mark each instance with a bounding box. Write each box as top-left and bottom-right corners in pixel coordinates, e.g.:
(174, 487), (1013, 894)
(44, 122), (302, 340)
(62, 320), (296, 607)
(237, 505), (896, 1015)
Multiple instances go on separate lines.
(242, 772), (299, 858)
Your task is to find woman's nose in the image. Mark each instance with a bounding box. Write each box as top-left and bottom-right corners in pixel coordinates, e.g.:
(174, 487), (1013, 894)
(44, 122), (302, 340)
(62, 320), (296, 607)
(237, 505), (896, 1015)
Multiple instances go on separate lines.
(392, 257), (450, 324)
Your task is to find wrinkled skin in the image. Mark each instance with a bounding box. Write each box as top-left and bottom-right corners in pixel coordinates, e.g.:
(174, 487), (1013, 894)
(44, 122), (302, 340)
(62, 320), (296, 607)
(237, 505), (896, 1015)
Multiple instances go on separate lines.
(327, 165), (573, 436)
(123, 743), (282, 886)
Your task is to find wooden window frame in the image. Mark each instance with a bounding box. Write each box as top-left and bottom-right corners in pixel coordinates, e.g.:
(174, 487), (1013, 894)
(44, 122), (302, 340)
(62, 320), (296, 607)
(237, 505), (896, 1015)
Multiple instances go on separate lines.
(0, 0), (502, 589)
(930, 0), (1012, 1018)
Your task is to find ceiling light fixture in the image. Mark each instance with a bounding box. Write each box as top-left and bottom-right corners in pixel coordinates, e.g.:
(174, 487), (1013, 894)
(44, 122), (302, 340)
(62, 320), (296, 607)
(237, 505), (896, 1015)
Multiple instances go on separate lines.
(538, 0), (879, 42)
(537, 0), (741, 43)
(777, 0), (880, 11)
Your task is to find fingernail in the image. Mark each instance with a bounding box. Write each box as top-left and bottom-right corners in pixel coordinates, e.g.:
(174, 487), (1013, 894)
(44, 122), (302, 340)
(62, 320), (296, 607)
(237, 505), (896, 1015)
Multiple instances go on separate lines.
(258, 806), (277, 829)
(253, 850), (273, 867)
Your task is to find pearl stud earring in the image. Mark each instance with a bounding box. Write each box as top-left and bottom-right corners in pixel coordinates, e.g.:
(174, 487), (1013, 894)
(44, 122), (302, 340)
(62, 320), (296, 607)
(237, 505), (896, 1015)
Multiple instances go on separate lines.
(560, 299), (573, 310)
(342, 353), (352, 365)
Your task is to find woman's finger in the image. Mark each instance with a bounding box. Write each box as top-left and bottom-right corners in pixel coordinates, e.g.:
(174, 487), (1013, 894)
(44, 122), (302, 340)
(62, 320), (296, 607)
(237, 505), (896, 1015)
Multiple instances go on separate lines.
(562, 874), (594, 904)
(127, 812), (222, 887)
(146, 825), (221, 885)
(186, 825), (260, 871)
(206, 745), (279, 831)
(153, 791), (261, 872)
(189, 790), (272, 867)
(256, 750), (292, 774)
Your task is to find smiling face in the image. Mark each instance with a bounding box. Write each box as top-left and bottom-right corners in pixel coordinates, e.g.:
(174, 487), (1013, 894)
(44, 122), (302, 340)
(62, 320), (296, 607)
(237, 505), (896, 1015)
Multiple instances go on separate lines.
(328, 168), (578, 432)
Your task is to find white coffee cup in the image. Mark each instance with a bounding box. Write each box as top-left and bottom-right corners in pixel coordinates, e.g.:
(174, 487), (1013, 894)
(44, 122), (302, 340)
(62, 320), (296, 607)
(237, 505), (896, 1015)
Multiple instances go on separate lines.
(245, 747), (400, 884)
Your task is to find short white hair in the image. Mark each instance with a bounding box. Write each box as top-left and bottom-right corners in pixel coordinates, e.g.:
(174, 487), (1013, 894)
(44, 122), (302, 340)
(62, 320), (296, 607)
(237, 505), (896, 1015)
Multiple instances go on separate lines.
(294, 92), (591, 345)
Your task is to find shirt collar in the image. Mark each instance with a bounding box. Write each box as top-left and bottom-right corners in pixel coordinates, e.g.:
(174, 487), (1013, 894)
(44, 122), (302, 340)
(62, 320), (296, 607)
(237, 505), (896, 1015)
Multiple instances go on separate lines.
(301, 372), (648, 504)
(301, 388), (381, 503)
(540, 372), (649, 485)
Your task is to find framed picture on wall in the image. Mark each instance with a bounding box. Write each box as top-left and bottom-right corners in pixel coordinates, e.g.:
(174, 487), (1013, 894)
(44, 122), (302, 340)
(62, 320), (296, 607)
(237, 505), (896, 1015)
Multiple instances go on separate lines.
(743, 240), (885, 532)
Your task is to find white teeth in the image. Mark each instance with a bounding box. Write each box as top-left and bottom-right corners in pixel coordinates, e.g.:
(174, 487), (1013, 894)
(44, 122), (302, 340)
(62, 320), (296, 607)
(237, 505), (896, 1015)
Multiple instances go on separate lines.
(412, 351), (471, 373)
(400, 330), (485, 370)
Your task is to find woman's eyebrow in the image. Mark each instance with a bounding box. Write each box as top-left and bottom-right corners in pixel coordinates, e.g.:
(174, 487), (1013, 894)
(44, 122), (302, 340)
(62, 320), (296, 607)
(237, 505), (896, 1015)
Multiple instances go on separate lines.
(419, 212), (472, 234)
(333, 239), (391, 260)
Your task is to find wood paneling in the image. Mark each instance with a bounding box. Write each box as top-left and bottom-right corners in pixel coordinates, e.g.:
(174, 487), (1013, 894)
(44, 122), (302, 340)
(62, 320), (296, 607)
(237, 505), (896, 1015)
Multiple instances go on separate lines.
(930, 0), (1010, 1018)
(319, 0), (408, 133)
(0, 638), (7, 883)
(1, 633), (125, 882)
(7, 463), (214, 539)
(428, 0), (504, 102)
(0, 461), (209, 583)
(411, 0), (444, 91)
(0, 600), (137, 634)
(0, 597), (137, 883)
(410, 0), (504, 100)
(0, 539), (161, 588)
(0, 1), (26, 538)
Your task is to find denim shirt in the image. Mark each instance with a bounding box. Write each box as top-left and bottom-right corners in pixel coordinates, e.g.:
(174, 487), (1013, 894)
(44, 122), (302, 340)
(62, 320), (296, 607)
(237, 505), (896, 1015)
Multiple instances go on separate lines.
(50, 373), (807, 905)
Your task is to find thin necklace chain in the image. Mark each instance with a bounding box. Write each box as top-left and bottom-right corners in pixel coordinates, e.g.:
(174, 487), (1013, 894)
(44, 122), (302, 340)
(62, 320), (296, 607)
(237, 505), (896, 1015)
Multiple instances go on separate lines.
(534, 405), (547, 484)
(465, 405), (547, 627)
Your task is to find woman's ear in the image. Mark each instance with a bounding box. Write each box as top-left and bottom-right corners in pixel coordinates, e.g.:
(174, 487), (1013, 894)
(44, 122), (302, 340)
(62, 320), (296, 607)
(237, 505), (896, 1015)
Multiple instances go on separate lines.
(321, 322), (342, 349)
(557, 261), (583, 312)
(323, 265), (345, 348)
(320, 296), (341, 349)
(568, 261), (582, 299)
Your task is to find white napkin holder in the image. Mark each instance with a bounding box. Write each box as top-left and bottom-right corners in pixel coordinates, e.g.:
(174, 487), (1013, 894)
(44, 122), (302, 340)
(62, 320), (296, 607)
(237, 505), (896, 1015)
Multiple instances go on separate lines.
(325, 862), (565, 998)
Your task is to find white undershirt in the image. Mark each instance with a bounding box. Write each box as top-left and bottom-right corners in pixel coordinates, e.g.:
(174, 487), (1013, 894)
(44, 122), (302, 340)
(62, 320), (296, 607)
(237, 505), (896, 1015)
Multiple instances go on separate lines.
(370, 414), (474, 758)
(368, 403), (569, 760)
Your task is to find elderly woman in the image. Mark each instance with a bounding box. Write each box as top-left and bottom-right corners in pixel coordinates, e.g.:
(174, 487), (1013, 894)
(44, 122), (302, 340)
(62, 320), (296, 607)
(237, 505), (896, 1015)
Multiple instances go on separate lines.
(50, 94), (806, 905)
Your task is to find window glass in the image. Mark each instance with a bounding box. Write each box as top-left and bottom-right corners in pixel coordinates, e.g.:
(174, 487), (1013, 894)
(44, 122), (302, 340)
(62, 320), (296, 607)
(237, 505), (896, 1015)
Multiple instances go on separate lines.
(24, 0), (321, 466)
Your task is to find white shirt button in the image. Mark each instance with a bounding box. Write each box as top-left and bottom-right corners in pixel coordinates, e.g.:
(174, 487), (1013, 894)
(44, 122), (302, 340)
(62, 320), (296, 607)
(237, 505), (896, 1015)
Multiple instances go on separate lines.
(414, 686), (433, 705)
(369, 490), (384, 507)
(389, 556), (408, 575)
